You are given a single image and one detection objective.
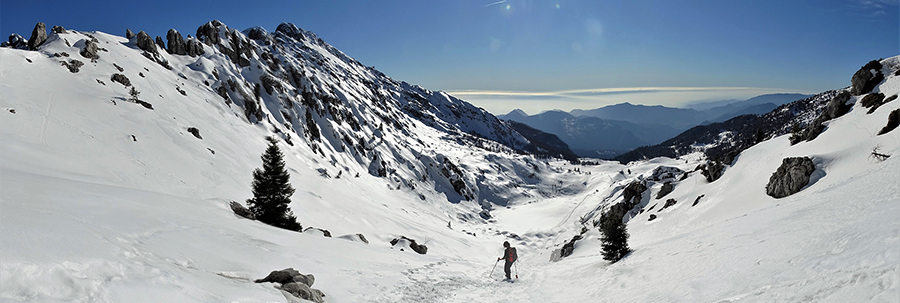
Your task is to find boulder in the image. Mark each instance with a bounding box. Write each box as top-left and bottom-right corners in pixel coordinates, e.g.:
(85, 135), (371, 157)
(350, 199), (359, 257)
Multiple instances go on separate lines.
(51, 25), (66, 34)
(390, 236), (428, 254)
(766, 157), (816, 198)
(187, 127), (202, 139)
(255, 268), (295, 284)
(111, 73), (131, 86)
(656, 181), (674, 199)
(660, 198), (677, 211)
(27, 22), (47, 50)
(692, 195), (705, 207)
(292, 273), (315, 287)
(648, 214), (657, 221)
(126, 28), (135, 39)
(166, 29), (186, 55)
(851, 60), (884, 96)
(878, 109), (899, 135)
(229, 201), (255, 219)
(823, 91), (852, 120)
(135, 31), (157, 54)
(80, 39), (98, 59)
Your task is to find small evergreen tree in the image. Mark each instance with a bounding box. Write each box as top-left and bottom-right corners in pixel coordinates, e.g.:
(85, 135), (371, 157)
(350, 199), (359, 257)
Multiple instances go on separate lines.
(129, 86), (140, 102)
(246, 136), (302, 231)
(600, 214), (631, 263)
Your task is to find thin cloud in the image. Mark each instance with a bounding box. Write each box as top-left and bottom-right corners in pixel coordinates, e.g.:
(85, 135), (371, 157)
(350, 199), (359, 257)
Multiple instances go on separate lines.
(483, 0), (507, 8)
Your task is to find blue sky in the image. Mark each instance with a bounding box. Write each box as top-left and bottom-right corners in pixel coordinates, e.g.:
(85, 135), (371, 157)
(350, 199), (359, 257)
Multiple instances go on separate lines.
(2, 0), (898, 114)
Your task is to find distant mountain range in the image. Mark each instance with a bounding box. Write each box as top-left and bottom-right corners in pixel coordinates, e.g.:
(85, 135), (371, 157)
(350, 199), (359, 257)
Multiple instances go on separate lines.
(498, 93), (811, 158)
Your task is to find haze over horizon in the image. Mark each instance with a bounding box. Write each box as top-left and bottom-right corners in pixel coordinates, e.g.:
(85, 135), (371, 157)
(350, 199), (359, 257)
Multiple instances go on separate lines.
(4, 0), (896, 114)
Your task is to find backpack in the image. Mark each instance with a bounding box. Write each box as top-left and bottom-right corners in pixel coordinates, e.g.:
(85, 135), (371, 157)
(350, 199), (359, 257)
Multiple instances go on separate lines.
(508, 247), (518, 263)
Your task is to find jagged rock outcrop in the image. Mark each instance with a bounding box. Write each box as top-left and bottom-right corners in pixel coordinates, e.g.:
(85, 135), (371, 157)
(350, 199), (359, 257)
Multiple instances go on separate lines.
(126, 28), (135, 39)
(166, 29), (186, 55)
(2, 34), (28, 49)
(647, 166), (684, 181)
(27, 22), (47, 50)
(766, 157), (816, 198)
(792, 90), (852, 145)
(135, 31), (157, 54)
(80, 39), (98, 59)
(51, 25), (66, 34)
(660, 198), (677, 211)
(823, 91), (852, 121)
(196, 20), (223, 45)
(184, 38), (204, 57)
(606, 181), (647, 222)
(851, 60), (884, 96)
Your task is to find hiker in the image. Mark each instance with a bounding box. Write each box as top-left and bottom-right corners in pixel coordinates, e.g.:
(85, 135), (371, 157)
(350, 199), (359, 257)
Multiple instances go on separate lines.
(497, 241), (517, 280)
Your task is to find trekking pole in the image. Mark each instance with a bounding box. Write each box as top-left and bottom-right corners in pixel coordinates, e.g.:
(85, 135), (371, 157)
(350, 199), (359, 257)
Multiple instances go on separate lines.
(514, 262), (519, 279)
(489, 259), (499, 277)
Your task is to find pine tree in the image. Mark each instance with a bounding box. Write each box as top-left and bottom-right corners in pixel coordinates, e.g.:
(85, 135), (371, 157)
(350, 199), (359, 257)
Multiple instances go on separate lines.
(600, 214), (631, 263)
(246, 136), (302, 231)
(129, 86), (140, 102)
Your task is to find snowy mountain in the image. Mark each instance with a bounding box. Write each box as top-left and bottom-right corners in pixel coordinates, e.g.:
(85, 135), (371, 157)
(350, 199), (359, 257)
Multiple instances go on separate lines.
(2, 20), (899, 303)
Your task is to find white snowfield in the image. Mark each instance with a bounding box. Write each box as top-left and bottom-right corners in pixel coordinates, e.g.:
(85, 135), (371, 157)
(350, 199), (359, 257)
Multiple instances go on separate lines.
(1, 26), (899, 302)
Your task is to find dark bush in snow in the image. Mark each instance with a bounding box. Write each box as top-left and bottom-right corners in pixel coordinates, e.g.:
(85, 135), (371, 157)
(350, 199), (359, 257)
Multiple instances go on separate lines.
(766, 157), (816, 198)
(110, 73), (131, 86)
(878, 109), (900, 135)
(860, 92), (885, 109)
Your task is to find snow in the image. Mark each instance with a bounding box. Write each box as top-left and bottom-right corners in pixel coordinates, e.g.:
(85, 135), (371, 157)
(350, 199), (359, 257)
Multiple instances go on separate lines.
(2, 26), (899, 303)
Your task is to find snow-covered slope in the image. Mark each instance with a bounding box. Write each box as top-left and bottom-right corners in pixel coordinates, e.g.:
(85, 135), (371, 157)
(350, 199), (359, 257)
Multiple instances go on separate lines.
(2, 21), (898, 302)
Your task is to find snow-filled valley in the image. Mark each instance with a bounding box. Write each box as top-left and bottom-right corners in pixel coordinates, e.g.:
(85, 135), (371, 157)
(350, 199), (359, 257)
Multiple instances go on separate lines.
(1, 22), (899, 302)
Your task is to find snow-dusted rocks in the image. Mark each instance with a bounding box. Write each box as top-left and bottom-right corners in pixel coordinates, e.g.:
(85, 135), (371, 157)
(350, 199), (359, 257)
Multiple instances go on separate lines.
(879, 109), (900, 135)
(51, 25), (66, 34)
(79, 39), (98, 59)
(255, 268), (324, 303)
(766, 157), (816, 198)
(647, 166), (684, 181)
(656, 181), (674, 199)
(27, 22), (47, 50)
(699, 160), (725, 182)
(391, 236), (428, 254)
(851, 60), (884, 95)
(2, 33), (27, 49)
(228, 201), (255, 219)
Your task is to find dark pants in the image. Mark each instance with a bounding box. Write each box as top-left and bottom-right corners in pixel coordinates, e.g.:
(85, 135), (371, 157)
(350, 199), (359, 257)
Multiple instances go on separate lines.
(504, 261), (512, 279)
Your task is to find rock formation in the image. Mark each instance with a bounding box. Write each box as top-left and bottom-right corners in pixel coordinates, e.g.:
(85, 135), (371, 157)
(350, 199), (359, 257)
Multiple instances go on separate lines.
(27, 22), (47, 50)
(766, 157), (816, 198)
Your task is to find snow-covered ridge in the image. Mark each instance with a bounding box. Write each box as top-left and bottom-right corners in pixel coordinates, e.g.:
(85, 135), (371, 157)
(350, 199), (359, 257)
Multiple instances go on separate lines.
(1, 20), (577, 210)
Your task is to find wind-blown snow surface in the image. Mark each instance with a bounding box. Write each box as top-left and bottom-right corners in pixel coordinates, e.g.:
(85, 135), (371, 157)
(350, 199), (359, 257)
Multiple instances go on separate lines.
(2, 25), (899, 303)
